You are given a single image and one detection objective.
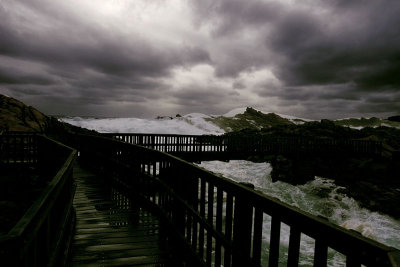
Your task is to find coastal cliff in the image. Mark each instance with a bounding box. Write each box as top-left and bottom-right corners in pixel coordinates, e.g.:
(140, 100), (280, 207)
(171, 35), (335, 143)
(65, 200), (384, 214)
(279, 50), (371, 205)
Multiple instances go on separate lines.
(0, 94), (51, 132)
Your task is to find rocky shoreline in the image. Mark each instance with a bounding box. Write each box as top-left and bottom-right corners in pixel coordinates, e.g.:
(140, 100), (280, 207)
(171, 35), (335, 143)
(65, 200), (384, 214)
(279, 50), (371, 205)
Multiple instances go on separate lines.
(2, 94), (400, 220)
(229, 121), (400, 219)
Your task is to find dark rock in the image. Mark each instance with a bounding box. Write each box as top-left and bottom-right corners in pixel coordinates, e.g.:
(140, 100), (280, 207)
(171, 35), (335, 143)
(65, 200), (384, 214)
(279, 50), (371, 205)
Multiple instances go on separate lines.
(388, 115), (400, 122)
(0, 94), (100, 139)
(0, 94), (51, 132)
(320, 119), (335, 127)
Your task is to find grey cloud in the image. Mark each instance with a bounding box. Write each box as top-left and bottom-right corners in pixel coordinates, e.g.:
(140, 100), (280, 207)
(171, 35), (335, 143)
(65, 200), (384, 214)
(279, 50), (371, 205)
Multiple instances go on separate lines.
(172, 87), (226, 106)
(0, 0), (212, 116)
(1, 0), (399, 119)
(0, 71), (54, 86)
(170, 85), (236, 115)
(232, 80), (246, 89)
(191, 0), (400, 114)
(268, 1), (400, 92)
(190, 0), (281, 36)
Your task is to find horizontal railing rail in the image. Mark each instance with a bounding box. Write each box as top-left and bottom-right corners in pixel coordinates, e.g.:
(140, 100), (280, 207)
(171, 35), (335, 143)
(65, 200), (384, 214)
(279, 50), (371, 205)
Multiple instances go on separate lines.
(0, 134), (77, 267)
(104, 133), (384, 159)
(79, 134), (399, 267)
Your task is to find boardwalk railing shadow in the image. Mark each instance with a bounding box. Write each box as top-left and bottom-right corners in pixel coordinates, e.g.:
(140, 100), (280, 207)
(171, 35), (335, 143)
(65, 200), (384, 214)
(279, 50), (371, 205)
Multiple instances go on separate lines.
(78, 133), (400, 267)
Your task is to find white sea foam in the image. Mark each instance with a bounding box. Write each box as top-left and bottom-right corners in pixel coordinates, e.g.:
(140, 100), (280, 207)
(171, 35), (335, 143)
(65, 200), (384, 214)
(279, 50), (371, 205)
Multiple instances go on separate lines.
(61, 106), (314, 134)
(60, 115), (224, 135)
(197, 160), (400, 265)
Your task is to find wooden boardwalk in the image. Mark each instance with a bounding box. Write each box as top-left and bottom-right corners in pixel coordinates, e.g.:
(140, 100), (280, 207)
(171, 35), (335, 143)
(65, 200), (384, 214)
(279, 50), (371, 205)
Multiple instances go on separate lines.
(70, 164), (171, 266)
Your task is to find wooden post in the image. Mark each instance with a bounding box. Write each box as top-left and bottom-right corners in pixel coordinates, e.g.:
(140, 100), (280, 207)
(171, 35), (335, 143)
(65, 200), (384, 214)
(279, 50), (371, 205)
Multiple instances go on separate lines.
(252, 208), (263, 266)
(224, 193), (233, 267)
(287, 225), (301, 267)
(314, 239), (327, 267)
(170, 167), (186, 262)
(232, 192), (253, 267)
(269, 216), (281, 267)
(206, 183), (214, 265)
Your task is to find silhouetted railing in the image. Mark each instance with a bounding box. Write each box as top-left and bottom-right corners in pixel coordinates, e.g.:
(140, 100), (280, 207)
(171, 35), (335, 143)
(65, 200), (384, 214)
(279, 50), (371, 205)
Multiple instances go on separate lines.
(104, 133), (385, 159)
(78, 134), (400, 266)
(0, 133), (38, 165)
(0, 134), (76, 267)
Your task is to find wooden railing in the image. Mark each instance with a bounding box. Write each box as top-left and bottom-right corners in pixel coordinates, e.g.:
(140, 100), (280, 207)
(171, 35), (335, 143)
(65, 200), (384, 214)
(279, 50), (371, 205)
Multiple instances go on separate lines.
(78, 134), (400, 267)
(0, 133), (38, 165)
(0, 134), (77, 267)
(105, 133), (384, 159)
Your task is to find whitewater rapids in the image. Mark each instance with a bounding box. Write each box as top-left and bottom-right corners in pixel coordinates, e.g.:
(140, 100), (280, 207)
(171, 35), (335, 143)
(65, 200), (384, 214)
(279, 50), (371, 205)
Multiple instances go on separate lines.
(197, 160), (400, 266)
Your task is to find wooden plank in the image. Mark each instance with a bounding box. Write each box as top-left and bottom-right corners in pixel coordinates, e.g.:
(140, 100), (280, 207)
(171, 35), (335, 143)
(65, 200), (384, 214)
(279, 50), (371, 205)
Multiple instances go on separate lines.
(73, 255), (169, 266)
(73, 235), (160, 246)
(71, 164), (171, 266)
(71, 248), (167, 262)
(74, 230), (160, 241)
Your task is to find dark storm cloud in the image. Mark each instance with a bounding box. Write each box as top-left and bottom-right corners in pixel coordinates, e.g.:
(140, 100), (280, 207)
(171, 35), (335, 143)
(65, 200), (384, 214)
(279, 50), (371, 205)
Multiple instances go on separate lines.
(172, 88), (226, 107)
(269, 0), (400, 92)
(194, 0), (400, 91)
(0, 0), (211, 116)
(190, 0), (400, 116)
(1, 0), (399, 118)
(0, 70), (54, 86)
(190, 0), (282, 36)
(0, 9), (209, 78)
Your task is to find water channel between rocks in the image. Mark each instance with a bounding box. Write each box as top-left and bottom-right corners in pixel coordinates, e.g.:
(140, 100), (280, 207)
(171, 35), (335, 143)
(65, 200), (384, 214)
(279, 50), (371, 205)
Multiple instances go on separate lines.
(197, 160), (400, 266)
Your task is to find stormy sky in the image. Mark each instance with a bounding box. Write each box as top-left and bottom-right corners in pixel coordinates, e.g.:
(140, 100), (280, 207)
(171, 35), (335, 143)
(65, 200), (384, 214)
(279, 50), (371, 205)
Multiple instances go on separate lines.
(1, 0), (399, 119)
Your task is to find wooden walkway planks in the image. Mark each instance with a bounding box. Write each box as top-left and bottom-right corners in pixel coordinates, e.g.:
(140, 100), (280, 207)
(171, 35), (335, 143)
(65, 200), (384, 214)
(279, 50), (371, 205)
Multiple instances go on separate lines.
(70, 165), (171, 266)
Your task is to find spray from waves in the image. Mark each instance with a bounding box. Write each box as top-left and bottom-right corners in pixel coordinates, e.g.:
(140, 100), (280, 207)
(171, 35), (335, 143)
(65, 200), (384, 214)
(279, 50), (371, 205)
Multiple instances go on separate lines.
(59, 115), (224, 135)
(197, 160), (400, 265)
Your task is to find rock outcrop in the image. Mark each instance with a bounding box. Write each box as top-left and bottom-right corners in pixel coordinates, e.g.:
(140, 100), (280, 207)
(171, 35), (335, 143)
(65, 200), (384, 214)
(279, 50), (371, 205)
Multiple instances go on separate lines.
(0, 94), (96, 138)
(0, 94), (51, 132)
(388, 115), (400, 122)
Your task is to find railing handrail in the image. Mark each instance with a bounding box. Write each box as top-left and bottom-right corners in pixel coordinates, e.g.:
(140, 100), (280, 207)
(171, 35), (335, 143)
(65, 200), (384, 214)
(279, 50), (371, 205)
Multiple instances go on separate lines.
(6, 136), (76, 236)
(78, 133), (400, 266)
(0, 134), (77, 267)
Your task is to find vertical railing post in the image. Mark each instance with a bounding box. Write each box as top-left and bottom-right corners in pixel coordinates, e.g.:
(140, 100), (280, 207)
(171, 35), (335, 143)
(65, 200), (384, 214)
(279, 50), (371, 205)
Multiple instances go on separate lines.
(151, 135), (155, 149)
(314, 239), (328, 267)
(232, 189), (253, 267)
(170, 164), (186, 265)
(269, 216), (281, 267)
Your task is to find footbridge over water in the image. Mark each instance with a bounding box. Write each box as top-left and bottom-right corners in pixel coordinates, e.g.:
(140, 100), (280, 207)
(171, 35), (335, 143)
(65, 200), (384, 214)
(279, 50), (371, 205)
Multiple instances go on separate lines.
(1, 132), (400, 266)
(105, 133), (394, 162)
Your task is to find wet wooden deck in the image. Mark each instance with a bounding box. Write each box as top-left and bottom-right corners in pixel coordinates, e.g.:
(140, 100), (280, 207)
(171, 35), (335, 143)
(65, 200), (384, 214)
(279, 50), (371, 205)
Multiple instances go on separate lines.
(70, 165), (171, 266)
